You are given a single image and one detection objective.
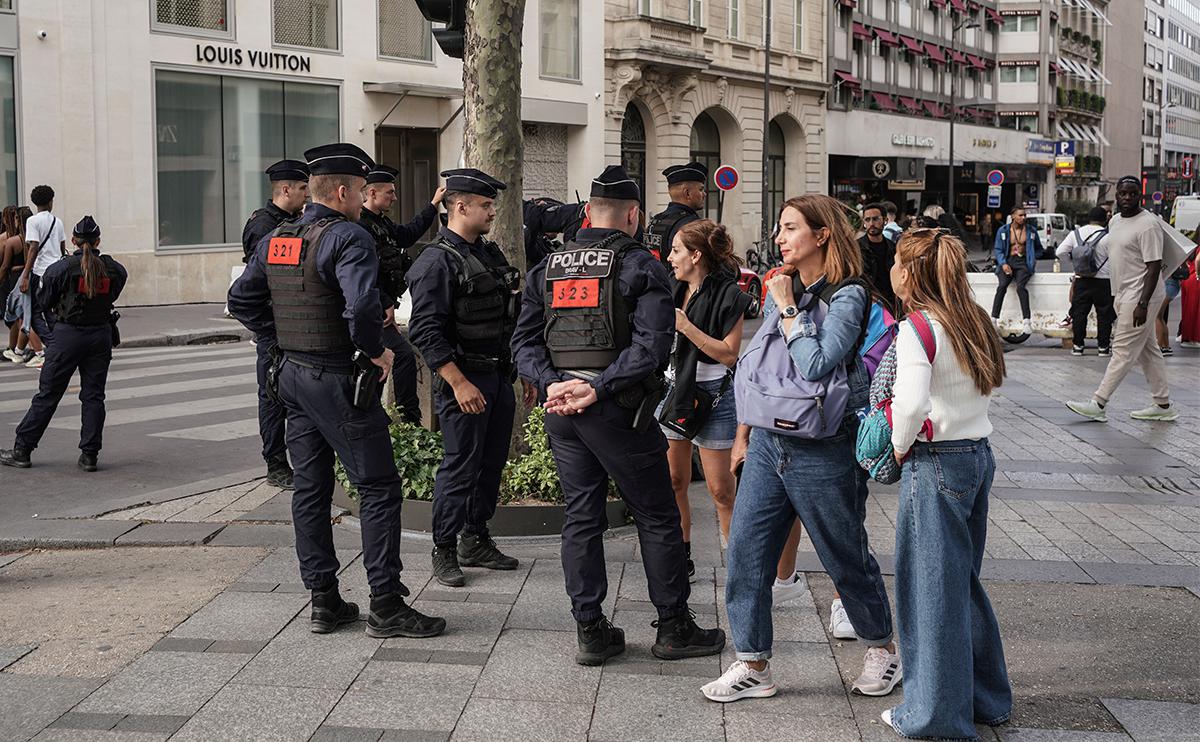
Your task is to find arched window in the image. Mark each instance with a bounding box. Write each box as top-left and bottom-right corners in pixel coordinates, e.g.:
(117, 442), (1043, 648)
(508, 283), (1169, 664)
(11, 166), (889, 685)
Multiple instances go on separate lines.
(620, 103), (647, 207)
(768, 119), (786, 224)
(690, 111), (721, 218)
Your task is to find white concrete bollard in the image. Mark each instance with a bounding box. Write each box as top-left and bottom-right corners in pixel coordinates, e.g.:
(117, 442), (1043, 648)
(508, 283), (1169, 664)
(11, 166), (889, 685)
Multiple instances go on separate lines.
(967, 272), (1098, 340)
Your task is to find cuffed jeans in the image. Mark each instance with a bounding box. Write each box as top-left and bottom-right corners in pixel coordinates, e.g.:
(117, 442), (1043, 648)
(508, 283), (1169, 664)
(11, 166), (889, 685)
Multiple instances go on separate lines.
(725, 424), (893, 661)
(892, 439), (1011, 741)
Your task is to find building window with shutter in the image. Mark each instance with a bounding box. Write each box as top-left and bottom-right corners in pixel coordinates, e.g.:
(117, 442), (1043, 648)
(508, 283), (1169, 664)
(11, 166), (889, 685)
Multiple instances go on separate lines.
(274, 0), (339, 51)
(153, 0), (231, 36)
(540, 0), (580, 80)
(378, 0), (432, 61)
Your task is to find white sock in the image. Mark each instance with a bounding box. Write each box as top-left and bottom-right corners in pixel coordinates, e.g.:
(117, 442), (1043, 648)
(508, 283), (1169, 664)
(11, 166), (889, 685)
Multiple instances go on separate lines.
(774, 573), (798, 586)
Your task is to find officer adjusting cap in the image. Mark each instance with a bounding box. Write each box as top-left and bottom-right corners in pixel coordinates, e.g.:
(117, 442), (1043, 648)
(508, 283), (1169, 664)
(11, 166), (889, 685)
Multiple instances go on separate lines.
(440, 168), (506, 199)
(590, 165), (641, 201)
(304, 143), (374, 178)
(365, 164), (399, 185)
(663, 162), (709, 186)
(73, 215), (101, 241)
(265, 159), (310, 182)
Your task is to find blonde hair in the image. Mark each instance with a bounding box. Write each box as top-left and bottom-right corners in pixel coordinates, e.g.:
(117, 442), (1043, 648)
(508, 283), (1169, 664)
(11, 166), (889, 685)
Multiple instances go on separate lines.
(778, 194), (863, 285)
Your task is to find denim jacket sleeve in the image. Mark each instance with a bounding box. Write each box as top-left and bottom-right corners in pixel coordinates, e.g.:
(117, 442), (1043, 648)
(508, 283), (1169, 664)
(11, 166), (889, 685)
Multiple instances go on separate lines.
(992, 225), (1007, 268)
(782, 284), (867, 380)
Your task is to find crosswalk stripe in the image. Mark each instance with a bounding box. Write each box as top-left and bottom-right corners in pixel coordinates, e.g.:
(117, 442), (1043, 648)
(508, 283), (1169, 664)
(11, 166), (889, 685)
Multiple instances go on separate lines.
(0, 374), (257, 414)
(107, 345), (251, 368)
(0, 357), (255, 394)
(109, 344), (241, 358)
(150, 418), (261, 441)
(47, 393), (259, 429)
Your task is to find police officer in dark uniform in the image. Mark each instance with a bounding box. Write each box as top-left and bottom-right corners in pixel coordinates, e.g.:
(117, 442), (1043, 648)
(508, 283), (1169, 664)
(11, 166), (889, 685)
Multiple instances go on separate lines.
(360, 165), (446, 424)
(241, 159), (310, 489)
(1, 217), (127, 472)
(644, 162), (708, 265)
(406, 168), (530, 588)
(228, 143), (444, 639)
(523, 197), (586, 266)
(511, 165), (725, 666)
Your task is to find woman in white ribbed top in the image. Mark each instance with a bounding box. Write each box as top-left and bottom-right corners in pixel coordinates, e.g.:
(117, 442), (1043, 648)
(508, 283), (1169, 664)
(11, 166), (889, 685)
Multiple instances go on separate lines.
(879, 228), (1014, 741)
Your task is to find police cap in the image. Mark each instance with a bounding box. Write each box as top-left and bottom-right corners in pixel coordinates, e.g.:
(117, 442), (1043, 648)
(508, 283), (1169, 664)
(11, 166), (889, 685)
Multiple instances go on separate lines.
(663, 162), (709, 186)
(366, 164), (399, 185)
(590, 165), (640, 201)
(73, 215), (101, 241)
(304, 143), (374, 177)
(265, 159), (310, 182)
(441, 168), (506, 199)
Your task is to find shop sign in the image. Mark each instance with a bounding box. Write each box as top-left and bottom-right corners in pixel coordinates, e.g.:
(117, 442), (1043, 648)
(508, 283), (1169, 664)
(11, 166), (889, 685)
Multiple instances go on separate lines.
(1027, 139), (1056, 165)
(1056, 155), (1076, 176)
(973, 138), (998, 149)
(195, 44), (313, 73)
(987, 185), (1002, 209)
(1023, 199), (1040, 211)
(1183, 157), (1194, 179)
(871, 160), (892, 179)
(891, 133), (936, 148)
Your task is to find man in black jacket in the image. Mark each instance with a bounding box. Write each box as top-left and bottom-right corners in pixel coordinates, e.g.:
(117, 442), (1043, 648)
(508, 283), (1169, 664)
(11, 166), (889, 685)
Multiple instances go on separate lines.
(858, 202), (897, 312)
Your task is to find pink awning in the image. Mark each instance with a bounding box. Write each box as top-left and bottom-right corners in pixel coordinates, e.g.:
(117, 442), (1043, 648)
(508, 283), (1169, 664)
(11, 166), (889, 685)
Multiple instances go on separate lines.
(875, 28), (901, 47)
(986, 8), (1004, 25)
(872, 92), (899, 111)
(967, 54), (987, 70)
(923, 100), (945, 118)
(834, 70), (862, 89)
(852, 22), (872, 40)
(924, 42), (947, 64)
(899, 35), (925, 56)
(950, 0), (967, 12)
(898, 96), (922, 114)
(948, 49), (968, 65)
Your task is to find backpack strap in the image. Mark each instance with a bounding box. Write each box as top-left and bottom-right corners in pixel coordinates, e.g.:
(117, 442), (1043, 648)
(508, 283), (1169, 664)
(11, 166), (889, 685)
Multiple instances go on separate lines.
(907, 310), (937, 364)
(817, 278), (871, 362)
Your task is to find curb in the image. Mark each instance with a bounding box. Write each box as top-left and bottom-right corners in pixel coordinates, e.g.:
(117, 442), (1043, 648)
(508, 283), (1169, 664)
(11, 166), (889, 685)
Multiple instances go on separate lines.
(119, 327), (253, 349)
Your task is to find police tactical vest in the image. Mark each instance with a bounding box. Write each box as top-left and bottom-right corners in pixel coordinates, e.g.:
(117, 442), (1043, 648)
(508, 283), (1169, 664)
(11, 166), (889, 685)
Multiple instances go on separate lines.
(543, 232), (641, 370)
(362, 212), (411, 302)
(644, 207), (697, 264)
(264, 218), (355, 354)
(56, 255), (118, 326)
(432, 239), (521, 361)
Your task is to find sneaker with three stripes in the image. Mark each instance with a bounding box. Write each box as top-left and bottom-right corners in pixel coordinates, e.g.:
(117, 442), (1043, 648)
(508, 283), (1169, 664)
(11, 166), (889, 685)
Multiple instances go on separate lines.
(700, 660), (778, 703)
(851, 646), (903, 696)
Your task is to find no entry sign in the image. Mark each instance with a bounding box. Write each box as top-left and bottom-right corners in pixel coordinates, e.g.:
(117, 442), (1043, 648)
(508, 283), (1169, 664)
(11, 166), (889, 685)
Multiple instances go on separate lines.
(714, 165), (740, 192)
(987, 169), (1005, 187)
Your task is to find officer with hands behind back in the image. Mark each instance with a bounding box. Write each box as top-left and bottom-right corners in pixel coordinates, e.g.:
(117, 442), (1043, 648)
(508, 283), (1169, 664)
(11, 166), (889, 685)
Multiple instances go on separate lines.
(511, 165), (725, 666)
(228, 143), (444, 640)
(406, 168), (530, 589)
(644, 162), (707, 265)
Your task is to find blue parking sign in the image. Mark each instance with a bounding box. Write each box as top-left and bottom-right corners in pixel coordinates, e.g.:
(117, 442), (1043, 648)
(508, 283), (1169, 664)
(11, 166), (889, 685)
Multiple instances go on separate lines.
(1058, 141), (1076, 156)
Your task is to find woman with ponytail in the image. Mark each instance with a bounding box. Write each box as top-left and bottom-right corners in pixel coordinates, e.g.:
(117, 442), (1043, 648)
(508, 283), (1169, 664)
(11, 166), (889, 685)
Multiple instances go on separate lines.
(880, 227), (1011, 740)
(1, 216), (127, 473)
(657, 219), (750, 577)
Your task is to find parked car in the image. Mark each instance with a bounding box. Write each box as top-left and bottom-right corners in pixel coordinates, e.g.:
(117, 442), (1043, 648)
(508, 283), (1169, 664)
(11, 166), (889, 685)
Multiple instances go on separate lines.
(1024, 213), (1073, 258)
(737, 267), (762, 319)
(1170, 195), (1200, 234)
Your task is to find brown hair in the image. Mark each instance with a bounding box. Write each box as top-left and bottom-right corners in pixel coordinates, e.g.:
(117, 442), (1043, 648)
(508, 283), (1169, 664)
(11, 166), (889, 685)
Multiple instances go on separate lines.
(676, 219), (740, 274)
(78, 239), (107, 299)
(895, 228), (1006, 395)
(778, 194), (863, 285)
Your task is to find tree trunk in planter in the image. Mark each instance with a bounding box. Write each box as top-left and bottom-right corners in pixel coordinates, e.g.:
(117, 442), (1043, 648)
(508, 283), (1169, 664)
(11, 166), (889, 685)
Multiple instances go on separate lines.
(463, 0), (530, 458)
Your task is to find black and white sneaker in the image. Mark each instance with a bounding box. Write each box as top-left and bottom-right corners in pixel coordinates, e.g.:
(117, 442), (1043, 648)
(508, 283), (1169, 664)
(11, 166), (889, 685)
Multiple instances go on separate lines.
(1071, 346), (1084, 356)
(852, 646), (903, 696)
(700, 660), (778, 703)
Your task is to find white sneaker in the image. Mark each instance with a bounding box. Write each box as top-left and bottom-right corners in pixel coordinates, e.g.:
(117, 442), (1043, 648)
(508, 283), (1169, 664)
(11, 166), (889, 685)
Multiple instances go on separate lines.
(1065, 400), (1107, 422)
(1181, 341), (1200, 349)
(852, 646), (903, 696)
(1130, 404), (1179, 422)
(8, 350), (27, 364)
(1, 349), (17, 362)
(881, 708), (900, 734)
(991, 316), (1000, 330)
(772, 573), (806, 606)
(25, 354), (44, 369)
(1021, 319), (1033, 335)
(700, 660), (778, 703)
(829, 599), (857, 640)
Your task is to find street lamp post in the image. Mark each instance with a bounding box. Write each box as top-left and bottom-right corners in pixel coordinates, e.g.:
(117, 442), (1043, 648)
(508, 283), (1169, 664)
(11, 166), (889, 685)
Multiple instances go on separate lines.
(1159, 97), (1176, 210)
(948, 18), (980, 217)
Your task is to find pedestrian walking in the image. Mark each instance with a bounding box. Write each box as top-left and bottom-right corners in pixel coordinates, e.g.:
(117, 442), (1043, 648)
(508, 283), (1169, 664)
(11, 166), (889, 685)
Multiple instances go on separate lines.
(1, 216), (126, 472)
(228, 142), (445, 638)
(657, 219), (750, 576)
(20, 186), (67, 364)
(880, 227), (1012, 740)
(240, 159), (310, 489)
(991, 206), (1041, 335)
(406, 168), (526, 589)
(881, 201), (903, 244)
(644, 162), (707, 264)
(1057, 206), (1115, 356)
(702, 194), (898, 703)
(512, 165), (725, 666)
(3, 207), (37, 364)
(1067, 177), (1177, 422)
(1179, 248), (1200, 347)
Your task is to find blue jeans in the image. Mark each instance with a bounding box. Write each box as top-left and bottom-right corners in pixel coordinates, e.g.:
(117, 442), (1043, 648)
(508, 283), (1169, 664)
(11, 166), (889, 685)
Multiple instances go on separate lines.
(725, 423), (893, 660)
(892, 439), (1012, 741)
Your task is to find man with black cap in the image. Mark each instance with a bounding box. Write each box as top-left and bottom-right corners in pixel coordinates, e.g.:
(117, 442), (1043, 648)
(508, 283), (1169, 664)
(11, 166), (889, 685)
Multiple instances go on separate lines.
(407, 167), (528, 588)
(229, 142), (445, 639)
(360, 165), (447, 424)
(512, 164), (726, 666)
(241, 159), (310, 489)
(1, 216), (127, 472)
(644, 162), (708, 265)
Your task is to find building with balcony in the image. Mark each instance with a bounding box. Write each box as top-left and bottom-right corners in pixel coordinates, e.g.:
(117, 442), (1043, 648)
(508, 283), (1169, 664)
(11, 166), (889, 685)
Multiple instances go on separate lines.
(1143, 0), (1200, 207)
(606, 0), (826, 251)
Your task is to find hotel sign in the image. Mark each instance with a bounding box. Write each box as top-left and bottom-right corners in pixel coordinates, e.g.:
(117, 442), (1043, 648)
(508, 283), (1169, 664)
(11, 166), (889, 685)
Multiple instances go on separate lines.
(1027, 139), (1056, 165)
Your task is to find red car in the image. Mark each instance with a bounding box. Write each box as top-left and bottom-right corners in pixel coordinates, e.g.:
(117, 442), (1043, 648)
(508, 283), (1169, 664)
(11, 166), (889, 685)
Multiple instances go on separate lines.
(737, 267), (763, 319)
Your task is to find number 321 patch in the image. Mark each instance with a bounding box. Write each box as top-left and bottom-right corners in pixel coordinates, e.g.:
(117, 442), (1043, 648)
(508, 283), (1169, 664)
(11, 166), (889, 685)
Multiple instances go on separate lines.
(267, 237), (303, 265)
(550, 278), (600, 308)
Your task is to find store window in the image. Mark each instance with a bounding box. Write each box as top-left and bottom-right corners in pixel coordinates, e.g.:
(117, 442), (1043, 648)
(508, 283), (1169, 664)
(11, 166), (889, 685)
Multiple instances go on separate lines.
(690, 111), (721, 218)
(378, 0), (432, 61)
(540, 0), (580, 80)
(274, 0), (339, 51)
(154, 0), (230, 34)
(0, 57), (15, 207)
(154, 70), (339, 248)
(620, 103), (647, 208)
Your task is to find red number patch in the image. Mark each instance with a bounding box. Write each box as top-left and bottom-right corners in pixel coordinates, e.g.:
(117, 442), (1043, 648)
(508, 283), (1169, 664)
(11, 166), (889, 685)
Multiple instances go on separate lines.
(551, 279), (600, 309)
(267, 237), (303, 265)
(76, 277), (111, 295)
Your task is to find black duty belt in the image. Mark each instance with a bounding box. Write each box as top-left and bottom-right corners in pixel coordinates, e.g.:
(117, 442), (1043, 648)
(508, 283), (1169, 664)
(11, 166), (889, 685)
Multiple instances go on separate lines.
(283, 354), (356, 375)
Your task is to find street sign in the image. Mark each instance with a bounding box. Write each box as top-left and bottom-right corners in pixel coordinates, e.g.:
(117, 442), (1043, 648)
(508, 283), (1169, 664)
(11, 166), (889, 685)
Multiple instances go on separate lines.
(1056, 155), (1075, 176)
(1152, 191), (1164, 203)
(987, 185), (1002, 209)
(1023, 199), (1040, 211)
(986, 169), (1005, 187)
(1058, 141), (1076, 157)
(714, 165), (739, 191)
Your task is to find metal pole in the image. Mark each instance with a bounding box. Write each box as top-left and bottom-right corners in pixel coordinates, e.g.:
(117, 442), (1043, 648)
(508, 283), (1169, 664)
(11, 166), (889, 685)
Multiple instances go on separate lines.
(948, 23), (957, 216)
(761, 0), (773, 248)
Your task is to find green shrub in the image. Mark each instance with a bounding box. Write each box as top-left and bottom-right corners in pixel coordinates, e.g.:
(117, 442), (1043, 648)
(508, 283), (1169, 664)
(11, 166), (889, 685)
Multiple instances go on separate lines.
(336, 412), (444, 501)
(500, 407), (564, 504)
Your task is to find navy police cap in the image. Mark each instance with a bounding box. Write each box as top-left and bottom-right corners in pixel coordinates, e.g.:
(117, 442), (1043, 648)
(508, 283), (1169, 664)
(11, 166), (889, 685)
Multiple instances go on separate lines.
(441, 168), (506, 199)
(663, 162), (709, 185)
(265, 159), (310, 182)
(73, 215), (101, 241)
(366, 164), (399, 185)
(590, 165), (641, 201)
(304, 143), (374, 177)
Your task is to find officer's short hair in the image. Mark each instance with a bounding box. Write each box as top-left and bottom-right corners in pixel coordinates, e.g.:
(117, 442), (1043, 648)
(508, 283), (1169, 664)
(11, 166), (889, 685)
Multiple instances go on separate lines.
(30, 185), (54, 208)
(310, 174), (362, 202)
(589, 197), (639, 219)
(444, 191), (491, 209)
(271, 179), (304, 198)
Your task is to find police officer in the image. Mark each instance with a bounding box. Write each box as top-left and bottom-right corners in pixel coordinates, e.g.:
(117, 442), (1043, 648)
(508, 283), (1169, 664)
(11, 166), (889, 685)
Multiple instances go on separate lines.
(241, 159), (310, 489)
(1, 216), (127, 472)
(523, 197), (586, 266)
(407, 168), (530, 588)
(644, 162), (708, 265)
(360, 165), (446, 424)
(511, 165), (725, 666)
(228, 143), (444, 639)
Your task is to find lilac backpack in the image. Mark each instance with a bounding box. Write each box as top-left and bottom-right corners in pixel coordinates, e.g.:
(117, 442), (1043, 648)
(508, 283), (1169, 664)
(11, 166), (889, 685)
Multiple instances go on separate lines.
(734, 288), (856, 439)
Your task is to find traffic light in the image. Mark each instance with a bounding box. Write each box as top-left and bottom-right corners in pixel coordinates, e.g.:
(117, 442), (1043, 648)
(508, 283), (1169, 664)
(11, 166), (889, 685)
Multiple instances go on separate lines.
(414, 0), (467, 59)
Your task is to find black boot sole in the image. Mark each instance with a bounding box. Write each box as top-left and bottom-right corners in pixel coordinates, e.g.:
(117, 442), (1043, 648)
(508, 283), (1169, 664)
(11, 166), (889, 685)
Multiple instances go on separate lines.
(78, 462), (97, 473)
(457, 556), (518, 570)
(365, 618), (447, 639)
(433, 572), (466, 587)
(310, 609), (360, 634)
(575, 642), (625, 666)
(266, 475), (294, 489)
(0, 459), (31, 469)
(652, 633), (727, 660)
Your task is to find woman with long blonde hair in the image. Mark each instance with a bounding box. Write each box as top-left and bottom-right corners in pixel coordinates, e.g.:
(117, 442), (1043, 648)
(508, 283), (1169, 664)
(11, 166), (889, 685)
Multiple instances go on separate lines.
(881, 227), (1011, 739)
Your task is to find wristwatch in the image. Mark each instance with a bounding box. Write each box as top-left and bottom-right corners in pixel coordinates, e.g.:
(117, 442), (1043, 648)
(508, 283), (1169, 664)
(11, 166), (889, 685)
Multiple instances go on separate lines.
(781, 305), (800, 319)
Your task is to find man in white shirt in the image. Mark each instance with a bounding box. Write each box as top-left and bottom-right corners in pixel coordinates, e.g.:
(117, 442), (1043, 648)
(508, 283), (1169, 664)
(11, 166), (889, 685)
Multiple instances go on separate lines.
(1057, 206), (1115, 356)
(19, 184), (66, 355)
(1066, 177), (1175, 423)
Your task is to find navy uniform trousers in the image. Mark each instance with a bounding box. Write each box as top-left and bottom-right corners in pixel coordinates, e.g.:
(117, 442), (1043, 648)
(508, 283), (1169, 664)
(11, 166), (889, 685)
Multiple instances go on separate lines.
(431, 368), (515, 547)
(277, 358), (405, 595)
(15, 323), (112, 454)
(255, 338), (287, 462)
(381, 325), (421, 425)
(545, 398), (691, 623)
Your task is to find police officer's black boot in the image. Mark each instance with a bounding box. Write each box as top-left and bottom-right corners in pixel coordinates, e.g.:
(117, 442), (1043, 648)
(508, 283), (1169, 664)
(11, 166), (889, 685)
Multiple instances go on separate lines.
(575, 616), (625, 666)
(651, 610), (726, 660)
(265, 455), (294, 489)
(310, 582), (359, 634)
(458, 530), (519, 571)
(0, 448), (31, 469)
(77, 453), (98, 473)
(431, 545), (466, 587)
(366, 590), (446, 638)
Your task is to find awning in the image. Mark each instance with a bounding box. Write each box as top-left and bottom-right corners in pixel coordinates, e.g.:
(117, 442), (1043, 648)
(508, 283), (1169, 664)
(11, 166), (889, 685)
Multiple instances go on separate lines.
(948, 49), (968, 65)
(898, 96), (922, 114)
(875, 28), (901, 47)
(950, 0), (967, 12)
(899, 35), (925, 55)
(967, 53), (987, 70)
(930, 0), (947, 7)
(834, 70), (862, 89)
(1093, 126), (1111, 147)
(872, 92), (899, 112)
(923, 101), (945, 118)
(1077, 0), (1111, 25)
(838, 0), (857, 7)
(924, 42), (947, 64)
(364, 81), (589, 126)
(986, 8), (1004, 24)
(852, 22), (873, 40)
(1049, 61), (1062, 75)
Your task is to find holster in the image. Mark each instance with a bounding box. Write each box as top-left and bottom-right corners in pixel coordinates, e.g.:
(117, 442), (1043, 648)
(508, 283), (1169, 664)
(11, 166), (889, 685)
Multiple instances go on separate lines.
(109, 310), (122, 349)
(619, 372), (667, 433)
(265, 343), (283, 405)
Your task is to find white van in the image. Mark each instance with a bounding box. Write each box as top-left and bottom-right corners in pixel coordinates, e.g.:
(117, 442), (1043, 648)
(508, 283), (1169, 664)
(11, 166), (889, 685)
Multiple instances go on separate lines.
(1025, 213), (1072, 258)
(1171, 195), (1200, 234)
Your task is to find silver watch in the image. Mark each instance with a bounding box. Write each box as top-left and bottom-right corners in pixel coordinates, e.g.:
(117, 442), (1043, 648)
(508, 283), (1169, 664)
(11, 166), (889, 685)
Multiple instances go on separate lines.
(781, 305), (800, 319)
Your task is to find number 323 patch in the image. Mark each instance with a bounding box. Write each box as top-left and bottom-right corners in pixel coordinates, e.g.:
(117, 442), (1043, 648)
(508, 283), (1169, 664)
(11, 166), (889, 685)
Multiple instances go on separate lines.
(550, 278), (600, 308)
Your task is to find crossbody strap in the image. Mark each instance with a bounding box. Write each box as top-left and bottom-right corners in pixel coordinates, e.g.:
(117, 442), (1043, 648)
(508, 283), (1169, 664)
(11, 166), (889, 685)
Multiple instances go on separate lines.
(907, 311), (937, 364)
